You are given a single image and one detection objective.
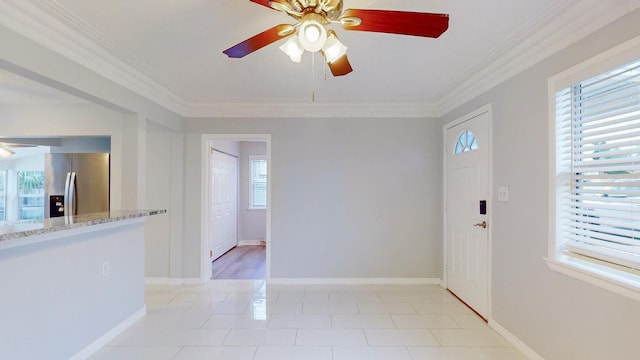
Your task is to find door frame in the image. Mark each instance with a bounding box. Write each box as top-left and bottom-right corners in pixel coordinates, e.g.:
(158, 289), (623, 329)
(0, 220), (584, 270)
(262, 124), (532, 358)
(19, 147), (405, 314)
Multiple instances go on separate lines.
(200, 134), (272, 282)
(442, 104), (493, 320)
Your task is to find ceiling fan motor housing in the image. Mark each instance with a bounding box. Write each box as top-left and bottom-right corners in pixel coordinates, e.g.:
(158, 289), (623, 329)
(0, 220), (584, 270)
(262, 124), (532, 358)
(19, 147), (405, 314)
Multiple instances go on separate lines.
(285, 0), (344, 20)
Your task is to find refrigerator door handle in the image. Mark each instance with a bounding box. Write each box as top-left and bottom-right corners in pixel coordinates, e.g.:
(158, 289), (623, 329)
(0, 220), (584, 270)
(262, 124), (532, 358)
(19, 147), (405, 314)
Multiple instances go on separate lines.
(69, 172), (77, 216)
(64, 172), (72, 217)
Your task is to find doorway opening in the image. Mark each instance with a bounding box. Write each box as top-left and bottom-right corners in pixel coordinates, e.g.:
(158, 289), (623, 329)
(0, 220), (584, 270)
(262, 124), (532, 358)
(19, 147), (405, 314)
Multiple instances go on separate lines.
(201, 134), (271, 282)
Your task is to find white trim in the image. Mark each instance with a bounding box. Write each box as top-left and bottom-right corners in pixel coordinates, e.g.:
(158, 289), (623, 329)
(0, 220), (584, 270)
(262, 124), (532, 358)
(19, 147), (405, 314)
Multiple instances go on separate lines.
(69, 306), (146, 360)
(145, 277), (204, 285)
(1, 1), (638, 118)
(442, 104), (493, 320)
(489, 319), (545, 360)
(183, 102), (438, 119)
(238, 240), (264, 246)
(547, 34), (640, 302)
(0, 0), (187, 115)
(436, 0), (640, 116)
(545, 258), (640, 302)
(549, 34), (640, 90)
(201, 134), (272, 283)
(267, 278), (442, 286)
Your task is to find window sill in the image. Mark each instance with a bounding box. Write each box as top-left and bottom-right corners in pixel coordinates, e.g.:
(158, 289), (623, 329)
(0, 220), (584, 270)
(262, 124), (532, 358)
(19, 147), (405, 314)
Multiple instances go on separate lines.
(247, 207), (267, 211)
(545, 256), (640, 302)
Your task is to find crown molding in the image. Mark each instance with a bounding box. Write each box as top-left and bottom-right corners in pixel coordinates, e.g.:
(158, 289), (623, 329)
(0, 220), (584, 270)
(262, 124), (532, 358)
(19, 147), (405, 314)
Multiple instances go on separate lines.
(435, 0), (640, 116)
(0, 0), (437, 119)
(0, 0), (188, 115)
(2, 0), (639, 119)
(183, 102), (439, 119)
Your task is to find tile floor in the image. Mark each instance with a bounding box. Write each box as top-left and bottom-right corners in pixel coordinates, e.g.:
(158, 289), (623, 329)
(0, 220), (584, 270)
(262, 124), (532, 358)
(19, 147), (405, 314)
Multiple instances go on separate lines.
(90, 280), (527, 360)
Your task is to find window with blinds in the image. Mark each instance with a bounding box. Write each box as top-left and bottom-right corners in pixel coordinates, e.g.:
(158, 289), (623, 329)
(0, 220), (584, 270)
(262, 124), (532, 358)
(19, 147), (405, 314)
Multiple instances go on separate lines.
(555, 58), (640, 272)
(250, 157), (267, 209)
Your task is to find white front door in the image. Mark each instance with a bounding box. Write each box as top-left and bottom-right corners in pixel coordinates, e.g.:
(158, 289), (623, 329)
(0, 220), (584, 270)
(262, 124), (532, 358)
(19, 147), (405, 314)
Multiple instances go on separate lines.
(445, 109), (490, 319)
(209, 149), (238, 261)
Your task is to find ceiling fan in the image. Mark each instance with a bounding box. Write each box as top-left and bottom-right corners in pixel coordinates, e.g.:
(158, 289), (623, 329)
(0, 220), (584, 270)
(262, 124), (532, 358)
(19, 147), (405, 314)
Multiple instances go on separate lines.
(0, 142), (36, 158)
(223, 0), (449, 76)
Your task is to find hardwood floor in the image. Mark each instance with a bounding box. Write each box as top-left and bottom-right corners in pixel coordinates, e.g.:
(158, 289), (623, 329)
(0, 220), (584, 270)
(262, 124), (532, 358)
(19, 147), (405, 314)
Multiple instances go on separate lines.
(211, 245), (266, 279)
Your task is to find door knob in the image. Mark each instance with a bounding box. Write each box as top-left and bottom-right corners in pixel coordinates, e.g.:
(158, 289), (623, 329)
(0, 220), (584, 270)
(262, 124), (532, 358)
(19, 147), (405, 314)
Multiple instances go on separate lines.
(473, 221), (487, 229)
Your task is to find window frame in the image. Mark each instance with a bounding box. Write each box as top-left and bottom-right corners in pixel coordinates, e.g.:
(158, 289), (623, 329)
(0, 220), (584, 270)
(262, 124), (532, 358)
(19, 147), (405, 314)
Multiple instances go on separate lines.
(17, 170), (45, 220)
(547, 35), (640, 302)
(249, 156), (268, 210)
(454, 130), (479, 154)
(0, 170), (6, 222)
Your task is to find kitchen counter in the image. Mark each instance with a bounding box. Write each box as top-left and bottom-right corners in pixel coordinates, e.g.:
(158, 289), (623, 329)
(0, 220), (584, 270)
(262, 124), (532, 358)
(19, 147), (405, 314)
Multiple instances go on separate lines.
(0, 209), (166, 249)
(0, 209), (165, 359)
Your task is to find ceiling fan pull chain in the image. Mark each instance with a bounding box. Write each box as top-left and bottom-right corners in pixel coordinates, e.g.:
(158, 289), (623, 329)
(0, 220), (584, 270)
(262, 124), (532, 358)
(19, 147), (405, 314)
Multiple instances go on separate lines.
(324, 61), (327, 81)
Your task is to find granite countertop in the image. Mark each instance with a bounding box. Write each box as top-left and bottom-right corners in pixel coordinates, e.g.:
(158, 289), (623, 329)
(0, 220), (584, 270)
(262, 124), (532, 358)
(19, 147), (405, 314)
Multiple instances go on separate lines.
(0, 209), (166, 243)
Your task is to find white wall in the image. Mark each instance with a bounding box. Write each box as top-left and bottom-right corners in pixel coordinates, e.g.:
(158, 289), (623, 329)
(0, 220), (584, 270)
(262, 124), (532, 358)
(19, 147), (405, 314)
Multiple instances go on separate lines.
(0, 103), (126, 210)
(184, 117), (443, 280)
(441, 8), (640, 360)
(239, 141), (267, 243)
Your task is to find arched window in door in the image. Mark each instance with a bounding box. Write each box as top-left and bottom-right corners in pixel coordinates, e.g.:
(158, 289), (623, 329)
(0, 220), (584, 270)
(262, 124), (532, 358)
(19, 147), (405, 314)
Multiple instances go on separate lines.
(454, 130), (479, 154)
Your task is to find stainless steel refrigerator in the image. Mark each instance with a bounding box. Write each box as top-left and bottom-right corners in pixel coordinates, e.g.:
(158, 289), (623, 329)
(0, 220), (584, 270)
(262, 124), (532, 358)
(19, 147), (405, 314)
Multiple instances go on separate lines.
(44, 153), (110, 218)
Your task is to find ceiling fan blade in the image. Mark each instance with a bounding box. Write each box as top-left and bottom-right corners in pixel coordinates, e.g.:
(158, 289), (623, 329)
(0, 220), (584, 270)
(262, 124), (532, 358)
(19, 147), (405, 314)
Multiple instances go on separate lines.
(327, 56), (353, 77)
(341, 9), (449, 38)
(223, 24), (294, 58)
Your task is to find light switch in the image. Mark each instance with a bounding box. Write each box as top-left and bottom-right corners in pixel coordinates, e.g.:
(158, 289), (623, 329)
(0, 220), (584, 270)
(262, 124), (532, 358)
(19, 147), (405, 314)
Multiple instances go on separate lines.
(498, 186), (509, 202)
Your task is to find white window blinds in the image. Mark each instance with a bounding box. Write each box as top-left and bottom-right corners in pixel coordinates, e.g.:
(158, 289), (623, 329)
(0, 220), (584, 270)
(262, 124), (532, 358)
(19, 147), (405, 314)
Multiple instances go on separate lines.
(250, 158), (267, 209)
(556, 59), (640, 270)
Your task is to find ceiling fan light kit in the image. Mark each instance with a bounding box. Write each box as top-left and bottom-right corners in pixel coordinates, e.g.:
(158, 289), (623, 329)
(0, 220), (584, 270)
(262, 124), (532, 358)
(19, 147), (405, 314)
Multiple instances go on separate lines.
(322, 31), (347, 64)
(298, 15), (328, 52)
(279, 37), (304, 62)
(0, 147), (15, 158)
(223, 0), (449, 77)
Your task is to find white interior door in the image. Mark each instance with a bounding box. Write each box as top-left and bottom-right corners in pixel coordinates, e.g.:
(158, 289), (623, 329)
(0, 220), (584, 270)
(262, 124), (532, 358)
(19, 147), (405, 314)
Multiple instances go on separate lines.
(445, 110), (490, 319)
(209, 149), (238, 261)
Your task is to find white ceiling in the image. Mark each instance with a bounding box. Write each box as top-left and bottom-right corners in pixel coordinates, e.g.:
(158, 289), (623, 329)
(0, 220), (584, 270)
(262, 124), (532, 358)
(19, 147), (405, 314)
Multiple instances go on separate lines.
(1, 0), (639, 115)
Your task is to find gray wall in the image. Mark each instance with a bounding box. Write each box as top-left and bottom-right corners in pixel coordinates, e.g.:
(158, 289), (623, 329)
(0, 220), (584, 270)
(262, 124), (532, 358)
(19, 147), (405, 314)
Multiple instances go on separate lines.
(0, 221), (145, 359)
(441, 9), (640, 360)
(239, 141), (267, 243)
(145, 121), (173, 278)
(1, 24), (186, 281)
(184, 117), (443, 279)
(5, 6), (640, 358)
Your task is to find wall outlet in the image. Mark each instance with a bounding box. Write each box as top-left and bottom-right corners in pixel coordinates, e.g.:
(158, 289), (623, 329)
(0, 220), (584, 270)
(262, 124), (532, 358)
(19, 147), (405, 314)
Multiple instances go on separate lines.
(498, 186), (509, 202)
(102, 262), (110, 277)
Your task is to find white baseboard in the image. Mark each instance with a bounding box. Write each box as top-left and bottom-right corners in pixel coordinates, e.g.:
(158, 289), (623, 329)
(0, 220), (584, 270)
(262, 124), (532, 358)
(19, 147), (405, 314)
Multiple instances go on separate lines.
(70, 306), (146, 360)
(145, 277), (204, 285)
(267, 278), (442, 286)
(489, 319), (545, 360)
(238, 239), (264, 246)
